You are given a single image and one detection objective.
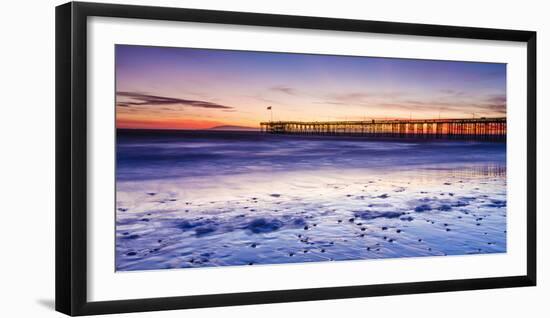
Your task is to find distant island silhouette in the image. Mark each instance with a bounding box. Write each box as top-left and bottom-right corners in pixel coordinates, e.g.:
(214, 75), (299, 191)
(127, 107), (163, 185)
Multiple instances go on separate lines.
(209, 125), (259, 131)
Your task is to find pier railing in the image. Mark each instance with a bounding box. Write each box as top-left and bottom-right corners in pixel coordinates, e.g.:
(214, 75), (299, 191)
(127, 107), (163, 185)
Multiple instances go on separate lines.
(260, 117), (506, 140)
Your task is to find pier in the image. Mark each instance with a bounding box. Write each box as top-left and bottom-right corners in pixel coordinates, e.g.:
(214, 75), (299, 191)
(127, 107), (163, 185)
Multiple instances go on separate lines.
(260, 117), (506, 140)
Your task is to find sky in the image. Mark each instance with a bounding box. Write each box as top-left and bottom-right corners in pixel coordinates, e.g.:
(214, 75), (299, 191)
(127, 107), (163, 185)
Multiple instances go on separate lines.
(115, 45), (506, 130)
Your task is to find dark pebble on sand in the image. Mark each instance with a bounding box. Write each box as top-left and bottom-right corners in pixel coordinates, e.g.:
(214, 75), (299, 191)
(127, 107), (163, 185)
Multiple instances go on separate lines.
(443, 183), (451, 185)
(122, 234), (140, 240)
(378, 194), (389, 199)
(321, 249), (326, 253)
(361, 227), (366, 231)
(251, 243), (257, 248)
(381, 226), (388, 230)
(289, 252), (294, 256)
(304, 226), (309, 230)
(270, 194), (281, 197)
(446, 228), (451, 232)
(141, 218), (150, 222)
(486, 199), (506, 208)
(177, 220), (207, 231)
(348, 218), (355, 222)
(127, 251), (137, 256)
(453, 201), (468, 207)
(246, 218), (283, 234)
(396, 229), (402, 233)
(415, 204), (432, 212)
(147, 192), (156, 196)
(195, 226), (216, 236)
(356, 211), (402, 220)
(337, 219), (342, 223)
(117, 208), (128, 212)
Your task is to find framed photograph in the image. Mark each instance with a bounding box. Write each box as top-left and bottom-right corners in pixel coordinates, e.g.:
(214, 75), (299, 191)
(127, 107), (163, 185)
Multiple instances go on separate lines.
(55, 1), (536, 316)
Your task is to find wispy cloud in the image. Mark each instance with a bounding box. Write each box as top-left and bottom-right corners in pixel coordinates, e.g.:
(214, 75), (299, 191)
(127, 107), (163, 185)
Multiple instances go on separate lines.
(379, 93), (506, 115)
(270, 85), (298, 96)
(438, 89), (469, 97)
(318, 91), (409, 107)
(479, 94), (506, 114)
(312, 101), (347, 106)
(317, 88), (506, 116)
(328, 92), (371, 101)
(485, 94), (506, 105)
(116, 91), (233, 109)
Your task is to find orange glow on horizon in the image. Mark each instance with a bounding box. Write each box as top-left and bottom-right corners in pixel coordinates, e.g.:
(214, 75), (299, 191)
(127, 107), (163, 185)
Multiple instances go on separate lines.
(117, 117), (228, 130)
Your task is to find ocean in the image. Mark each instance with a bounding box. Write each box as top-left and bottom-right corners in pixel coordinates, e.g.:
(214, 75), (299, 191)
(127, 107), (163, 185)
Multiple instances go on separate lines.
(115, 130), (507, 271)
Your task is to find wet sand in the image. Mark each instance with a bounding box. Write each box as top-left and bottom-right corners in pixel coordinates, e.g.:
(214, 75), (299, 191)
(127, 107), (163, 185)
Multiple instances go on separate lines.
(116, 164), (506, 271)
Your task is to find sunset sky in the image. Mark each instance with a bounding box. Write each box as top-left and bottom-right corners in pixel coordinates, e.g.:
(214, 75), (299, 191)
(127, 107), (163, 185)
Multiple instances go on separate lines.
(116, 45), (506, 130)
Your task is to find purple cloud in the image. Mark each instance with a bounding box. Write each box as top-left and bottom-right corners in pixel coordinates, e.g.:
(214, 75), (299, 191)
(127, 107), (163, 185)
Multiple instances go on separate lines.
(116, 91), (233, 109)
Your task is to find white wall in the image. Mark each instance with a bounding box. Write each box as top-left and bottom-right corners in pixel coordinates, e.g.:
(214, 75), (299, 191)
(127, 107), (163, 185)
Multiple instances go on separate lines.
(0, 0), (547, 317)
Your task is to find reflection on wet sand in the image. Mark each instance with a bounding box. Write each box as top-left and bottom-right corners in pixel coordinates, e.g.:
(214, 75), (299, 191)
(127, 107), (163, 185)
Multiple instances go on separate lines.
(425, 164), (506, 178)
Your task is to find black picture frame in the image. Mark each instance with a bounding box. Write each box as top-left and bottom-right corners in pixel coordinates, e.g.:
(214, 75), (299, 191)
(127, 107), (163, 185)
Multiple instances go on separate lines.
(55, 1), (537, 316)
